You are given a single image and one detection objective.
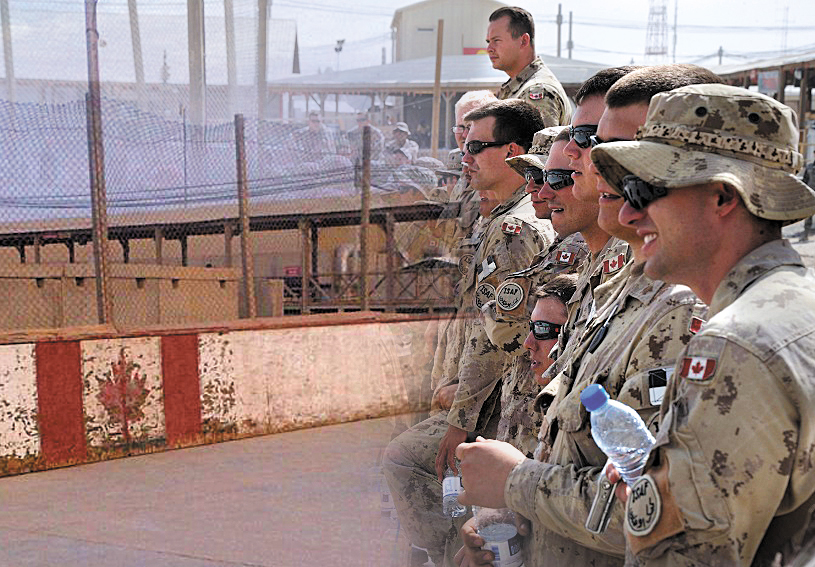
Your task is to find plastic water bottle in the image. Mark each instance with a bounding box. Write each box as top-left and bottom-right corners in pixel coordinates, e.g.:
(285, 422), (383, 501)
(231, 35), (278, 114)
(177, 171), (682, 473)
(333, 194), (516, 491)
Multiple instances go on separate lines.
(580, 384), (655, 485)
(473, 507), (524, 567)
(442, 466), (466, 517)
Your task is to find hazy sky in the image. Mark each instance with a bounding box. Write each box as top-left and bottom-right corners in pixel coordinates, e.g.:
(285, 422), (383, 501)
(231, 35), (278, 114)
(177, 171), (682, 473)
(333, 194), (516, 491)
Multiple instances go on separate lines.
(8, 0), (815, 80)
(280, 0), (815, 73)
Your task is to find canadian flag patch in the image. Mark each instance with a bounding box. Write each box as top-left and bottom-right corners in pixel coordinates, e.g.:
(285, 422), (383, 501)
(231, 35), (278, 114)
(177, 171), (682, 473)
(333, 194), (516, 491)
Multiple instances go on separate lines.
(502, 222), (522, 235)
(689, 317), (705, 334)
(603, 253), (626, 274)
(529, 91), (544, 100)
(680, 356), (717, 381)
(556, 250), (576, 264)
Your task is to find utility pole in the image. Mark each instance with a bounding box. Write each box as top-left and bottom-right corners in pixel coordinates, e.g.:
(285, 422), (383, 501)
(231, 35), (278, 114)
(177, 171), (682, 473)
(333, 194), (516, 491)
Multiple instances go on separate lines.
(556, 4), (562, 58)
(672, 0), (678, 63)
(430, 19), (443, 159)
(335, 39), (345, 71)
(1, 0), (16, 103)
(127, 0), (145, 107)
(567, 11), (573, 59)
(718, 46), (724, 66)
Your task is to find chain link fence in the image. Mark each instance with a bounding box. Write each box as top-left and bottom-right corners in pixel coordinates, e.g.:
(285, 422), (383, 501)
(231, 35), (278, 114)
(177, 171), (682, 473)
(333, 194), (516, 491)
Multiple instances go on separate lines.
(0, 1), (456, 333)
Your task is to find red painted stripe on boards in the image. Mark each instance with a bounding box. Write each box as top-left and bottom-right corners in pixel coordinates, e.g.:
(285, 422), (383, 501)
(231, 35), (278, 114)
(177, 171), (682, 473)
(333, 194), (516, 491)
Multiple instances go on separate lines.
(35, 341), (87, 465)
(161, 334), (202, 445)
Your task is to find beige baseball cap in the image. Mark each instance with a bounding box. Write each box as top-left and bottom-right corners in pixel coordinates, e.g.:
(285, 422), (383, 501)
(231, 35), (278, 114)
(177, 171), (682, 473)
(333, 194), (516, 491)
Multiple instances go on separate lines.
(591, 84), (815, 222)
(506, 126), (568, 177)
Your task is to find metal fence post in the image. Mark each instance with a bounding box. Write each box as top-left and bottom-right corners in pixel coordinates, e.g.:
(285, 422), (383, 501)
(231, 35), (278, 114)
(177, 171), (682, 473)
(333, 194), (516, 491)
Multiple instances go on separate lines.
(85, 0), (113, 325)
(234, 114), (256, 318)
(360, 125), (371, 311)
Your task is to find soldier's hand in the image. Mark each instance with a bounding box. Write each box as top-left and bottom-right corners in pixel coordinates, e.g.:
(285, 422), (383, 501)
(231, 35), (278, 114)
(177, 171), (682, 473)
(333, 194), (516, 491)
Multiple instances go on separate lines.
(436, 384), (457, 410)
(435, 425), (468, 481)
(456, 436), (525, 509)
(454, 517), (494, 567)
(605, 462), (630, 503)
(515, 512), (531, 537)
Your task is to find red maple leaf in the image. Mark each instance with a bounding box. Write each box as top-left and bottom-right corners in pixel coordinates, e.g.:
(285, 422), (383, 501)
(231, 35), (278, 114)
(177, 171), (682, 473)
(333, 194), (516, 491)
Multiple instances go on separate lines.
(691, 360), (705, 374)
(96, 348), (149, 446)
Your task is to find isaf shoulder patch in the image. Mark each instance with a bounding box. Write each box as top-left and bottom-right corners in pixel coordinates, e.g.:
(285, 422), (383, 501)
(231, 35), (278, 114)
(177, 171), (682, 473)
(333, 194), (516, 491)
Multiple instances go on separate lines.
(474, 281), (496, 310)
(626, 474), (661, 537)
(458, 253), (474, 276)
(496, 280), (525, 312)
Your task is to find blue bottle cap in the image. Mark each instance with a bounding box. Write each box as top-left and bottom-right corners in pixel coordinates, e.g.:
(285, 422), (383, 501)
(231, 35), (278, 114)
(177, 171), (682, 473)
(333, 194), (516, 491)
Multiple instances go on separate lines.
(580, 383), (609, 411)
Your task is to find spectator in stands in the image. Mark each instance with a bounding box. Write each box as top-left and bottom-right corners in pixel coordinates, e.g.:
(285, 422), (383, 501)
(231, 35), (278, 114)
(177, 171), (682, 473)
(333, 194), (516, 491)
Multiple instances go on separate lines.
(386, 122), (419, 163)
(291, 111), (335, 162)
(346, 110), (384, 163)
(488, 6), (571, 127)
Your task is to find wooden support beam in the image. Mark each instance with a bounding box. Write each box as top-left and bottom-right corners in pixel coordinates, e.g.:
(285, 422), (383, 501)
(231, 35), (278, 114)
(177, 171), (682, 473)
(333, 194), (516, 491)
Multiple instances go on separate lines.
(154, 227), (163, 265)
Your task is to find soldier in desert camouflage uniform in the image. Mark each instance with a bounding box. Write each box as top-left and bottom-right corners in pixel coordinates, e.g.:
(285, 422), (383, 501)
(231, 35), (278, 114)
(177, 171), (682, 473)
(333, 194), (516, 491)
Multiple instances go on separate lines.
(487, 6), (571, 128)
(593, 84), (815, 567)
(454, 64), (722, 567)
(383, 99), (553, 567)
(478, 127), (589, 457)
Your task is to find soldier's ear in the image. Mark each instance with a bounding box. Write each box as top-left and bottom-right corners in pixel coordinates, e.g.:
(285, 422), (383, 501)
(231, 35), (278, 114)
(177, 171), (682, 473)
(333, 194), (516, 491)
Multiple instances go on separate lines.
(714, 183), (740, 217)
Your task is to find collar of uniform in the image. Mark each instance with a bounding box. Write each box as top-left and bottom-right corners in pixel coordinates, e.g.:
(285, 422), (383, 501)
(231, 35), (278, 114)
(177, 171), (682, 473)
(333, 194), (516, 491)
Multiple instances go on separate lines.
(709, 238), (805, 317)
(488, 184), (529, 220)
(593, 260), (665, 314)
(497, 56), (544, 97)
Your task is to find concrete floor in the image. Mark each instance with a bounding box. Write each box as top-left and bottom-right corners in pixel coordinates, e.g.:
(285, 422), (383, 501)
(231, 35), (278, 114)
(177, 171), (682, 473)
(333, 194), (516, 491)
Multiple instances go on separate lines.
(0, 416), (413, 567)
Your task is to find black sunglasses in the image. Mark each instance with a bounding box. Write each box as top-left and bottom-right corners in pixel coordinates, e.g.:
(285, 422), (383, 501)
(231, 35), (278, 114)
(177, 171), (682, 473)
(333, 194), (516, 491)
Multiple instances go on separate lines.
(466, 140), (509, 155)
(524, 167), (575, 190)
(529, 320), (562, 341)
(589, 134), (604, 147)
(621, 174), (669, 210)
(569, 125), (598, 149)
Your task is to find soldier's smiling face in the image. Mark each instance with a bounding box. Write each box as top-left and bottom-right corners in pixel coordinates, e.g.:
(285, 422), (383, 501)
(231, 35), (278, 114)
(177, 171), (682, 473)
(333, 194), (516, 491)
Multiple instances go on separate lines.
(592, 103), (649, 257)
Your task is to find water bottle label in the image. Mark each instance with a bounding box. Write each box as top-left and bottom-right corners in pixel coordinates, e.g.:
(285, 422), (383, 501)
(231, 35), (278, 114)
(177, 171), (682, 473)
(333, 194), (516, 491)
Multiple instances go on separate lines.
(480, 526), (524, 567)
(625, 474), (661, 537)
(442, 475), (462, 498)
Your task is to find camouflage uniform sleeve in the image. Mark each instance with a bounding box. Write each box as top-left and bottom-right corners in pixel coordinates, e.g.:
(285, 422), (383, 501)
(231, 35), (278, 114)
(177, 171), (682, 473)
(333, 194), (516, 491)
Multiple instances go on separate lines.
(505, 294), (703, 556)
(446, 219), (549, 432)
(627, 337), (798, 566)
(517, 83), (571, 128)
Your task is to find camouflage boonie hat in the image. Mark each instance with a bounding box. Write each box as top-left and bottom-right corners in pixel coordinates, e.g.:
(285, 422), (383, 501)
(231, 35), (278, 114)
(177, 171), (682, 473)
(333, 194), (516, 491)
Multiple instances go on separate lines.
(591, 84), (815, 222)
(435, 149), (464, 177)
(506, 126), (568, 177)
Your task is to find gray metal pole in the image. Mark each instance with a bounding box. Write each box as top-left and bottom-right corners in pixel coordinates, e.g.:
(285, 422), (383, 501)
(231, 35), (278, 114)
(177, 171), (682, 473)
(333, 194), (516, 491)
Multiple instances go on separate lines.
(430, 19), (443, 159)
(234, 114), (257, 318)
(257, 0), (268, 120)
(187, 0), (206, 125)
(85, 0), (113, 325)
(556, 4), (562, 59)
(127, 0), (145, 107)
(224, 0), (237, 118)
(1, 0), (15, 103)
(359, 126), (371, 311)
